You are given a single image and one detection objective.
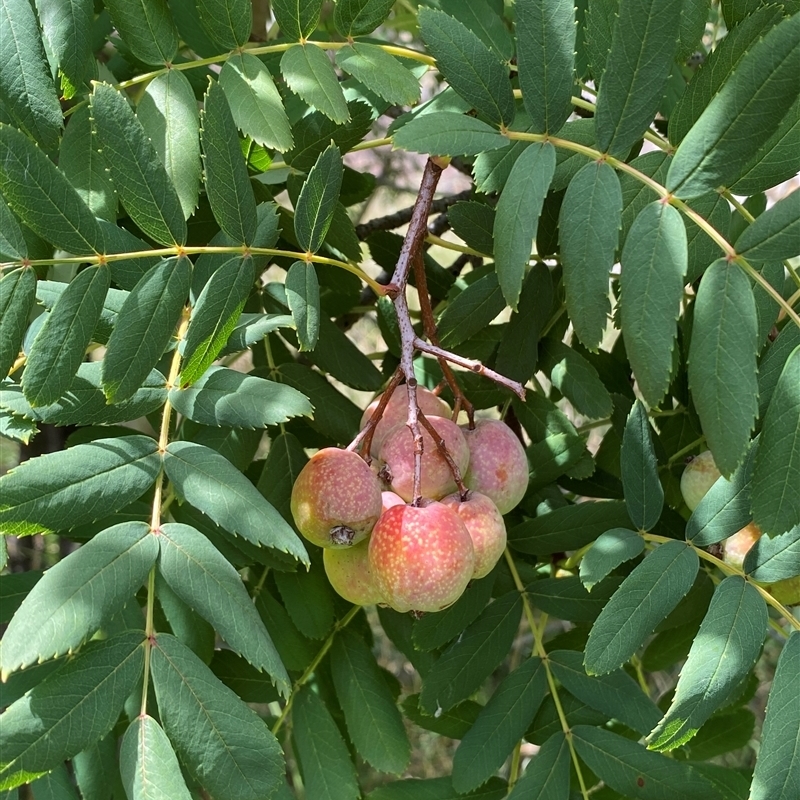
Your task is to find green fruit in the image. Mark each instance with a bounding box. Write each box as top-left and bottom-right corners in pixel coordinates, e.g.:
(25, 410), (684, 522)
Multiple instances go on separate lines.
(680, 450), (722, 511)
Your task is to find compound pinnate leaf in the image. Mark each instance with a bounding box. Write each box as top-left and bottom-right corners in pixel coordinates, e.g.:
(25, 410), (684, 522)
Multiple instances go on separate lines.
(91, 83), (187, 246)
(334, 0), (394, 37)
(595, 0), (682, 157)
(667, 12), (800, 199)
(585, 540), (699, 675)
(419, 7), (514, 127)
(507, 732), (570, 800)
(294, 144), (343, 253)
(285, 261), (320, 351)
(219, 54), (293, 153)
(0, 267), (35, 379)
(0, 522), (156, 677)
(391, 112), (507, 157)
(0, 633), (144, 789)
(120, 715), (192, 800)
(736, 189), (800, 263)
(281, 45), (349, 124)
(744, 524), (800, 582)
(163, 440), (309, 564)
(689, 259), (759, 478)
(752, 345), (800, 536)
(749, 630), (800, 800)
(516, 0), (575, 134)
(102, 257), (190, 404)
(452, 657), (547, 793)
(195, 0), (251, 49)
(22, 266), (110, 407)
(559, 161), (622, 350)
(493, 142), (556, 310)
(151, 633), (284, 800)
(621, 400), (664, 531)
(0, 435), (161, 536)
(331, 628), (411, 775)
(620, 201), (687, 408)
(648, 576), (767, 751)
(138, 70), (202, 220)
(580, 528), (645, 591)
(103, 0), (178, 65)
(272, 0), (322, 40)
(157, 522), (290, 695)
(0, 124), (101, 255)
(335, 44), (420, 107)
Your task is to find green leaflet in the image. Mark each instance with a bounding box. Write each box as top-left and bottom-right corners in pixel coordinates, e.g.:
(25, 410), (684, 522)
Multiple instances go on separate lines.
(210, 649), (281, 703)
(618, 151), (670, 250)
(36, 0), (93, 96)
(549, 649), (661, 735)
(291, 687), (360, 800)
(0, 522), (157, 677)
(100, 222), (161, 291)
(584, 540), (699, 674)
(752, 346), (800, 536)
(621, 400), (664, 531)
(221, 312), (294, 356)
(0, 267), (35, 379)
(667, 13), (800, 198)
(452, 657), (547, 793)
(102, 257), (190, 403)
(163, 440), (309, 563)
(150, 633), (284, 800)
(120, 715), (193, 800)
(493, 142), (556, 309)
(272, 0), (322, 40)
(256, 431), (308, 526)
(759, 323), (800, 419)
(0, 633), (144, 790)
(401, 695), (482, 741)
(255, 588), (316, 672)
(648, 577), (767, 751)
(744, 524), (800, 583)
(59, 105), (116, 222)
(294, 144), (343, 253)
(281, 44), (349, 124)
(91, 83), (187, 246)
(688, 259), (759, 478)
(749, 631), (800, 800)
(0, 194), (25, 259)
(103, 0), (178, 65)
(419, 7), (514, 127)
(201, 79), (258, 245)
(448, 201), (495, 255)
(440, 0), (514, 62)
(0, 410), (37, 445)
(507, 732), (570, 800)
(366, 777), (508, 799)
(736, 190), (800, 262)
(273, 566), (335, 640)
(0, 124), (101, 254)
(559, 161), (622, 350)
(0, 0), (62, 155)
(335, 44), (420, 106)
(195, 0), (251, 49)
(22, 266), (110, 407)
(157, 522), (290, 696)
(437, 272), (505, 347)
(28, 763), (77, 798)
(219, 53), (293, 153)
(392, 111), (507, 157)
(180, 255), (257, 386)
(527, 432), (588, 490)
(331, 628), (411, 775)
(419, 591), (522, 713)
(619, 202), (687, 408)
(169, 365), (311, 429)
(334, 0), (394, 37)
(580, 527), (644, 591)
(572, 726), (724, 800)
(138, 70), (201, 219)
(685, 193), (730, 283)
(515, 0), (575, 134)
(594, 0), (682, 157)
(156, 573), (216, 664)
(0, 434), (161, 535)
(285, 261), (320, 350)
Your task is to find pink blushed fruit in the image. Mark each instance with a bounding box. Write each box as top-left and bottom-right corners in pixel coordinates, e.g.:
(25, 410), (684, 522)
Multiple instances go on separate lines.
(462, 419), (529, 514)
(379, 415), (469, 502)
(324, 540), (385, 605)
(722, 522), (762, 570)
(368, 502), (475, 613)
(360, 385), (451, 456)
(381, 491), (405, 512)
(680, 451), (722, 512)
(290, 448), (382, 548)
(441, 491), (507, 579)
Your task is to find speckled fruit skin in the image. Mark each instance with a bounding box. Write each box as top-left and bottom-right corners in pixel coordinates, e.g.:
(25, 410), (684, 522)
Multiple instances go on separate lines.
(368, 502), (475, 613)
(441, 491), (507, 579)
(361, 386), (451, 456)
(290, 448), (382, 548)
(680, 451), (722, 512)
(323, 540), (385, 605)
(462, 420), (529, 514)
(378, 415), (470, 502)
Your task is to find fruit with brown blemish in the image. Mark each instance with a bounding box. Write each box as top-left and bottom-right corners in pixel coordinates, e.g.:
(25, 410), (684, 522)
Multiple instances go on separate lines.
(378, 415), (469, 502)
(360, 385), (451, 456)
(323, 539), (385, 605)
(441, 491), (507, 579)
(462, 419), (529, 514)
(290, 448), (382, 548)
(680, 450), (722, 512)
(368, 501), (475, 612)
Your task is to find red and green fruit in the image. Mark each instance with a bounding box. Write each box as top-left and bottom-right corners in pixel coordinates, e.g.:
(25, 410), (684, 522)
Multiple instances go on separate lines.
(323, 540), (385, 606)
(441, 491), (506, 579)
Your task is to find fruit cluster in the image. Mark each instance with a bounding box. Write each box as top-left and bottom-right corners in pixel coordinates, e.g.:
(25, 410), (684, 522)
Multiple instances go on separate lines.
(290, 386), (530, 613)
